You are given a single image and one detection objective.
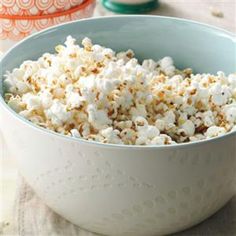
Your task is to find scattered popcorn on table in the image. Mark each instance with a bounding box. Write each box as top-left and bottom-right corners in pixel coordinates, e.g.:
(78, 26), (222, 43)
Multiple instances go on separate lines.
(210, 7), (224, 18)
(4, 36), (236, 145)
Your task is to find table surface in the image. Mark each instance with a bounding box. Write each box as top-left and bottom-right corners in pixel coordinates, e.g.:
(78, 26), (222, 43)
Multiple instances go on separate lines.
(1, 0), (236, 235)
(94, 0), (236, 33)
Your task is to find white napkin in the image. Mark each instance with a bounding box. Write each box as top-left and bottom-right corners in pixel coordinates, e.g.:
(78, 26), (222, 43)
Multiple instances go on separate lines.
(14, 175), (99, 236)
(14, 176), (236, 236)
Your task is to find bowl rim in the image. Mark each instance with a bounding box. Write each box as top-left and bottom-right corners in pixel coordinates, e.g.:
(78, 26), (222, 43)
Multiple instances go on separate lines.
(0, 15), (236, 150)
(0, 0), (95, 20)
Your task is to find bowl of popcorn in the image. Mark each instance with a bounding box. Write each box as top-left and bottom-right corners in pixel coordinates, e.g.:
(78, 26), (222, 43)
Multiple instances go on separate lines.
(0, 16), (235, 236)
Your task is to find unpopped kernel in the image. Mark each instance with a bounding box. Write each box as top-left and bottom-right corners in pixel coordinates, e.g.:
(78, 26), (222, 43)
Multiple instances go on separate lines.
(4, 36), (236, 145)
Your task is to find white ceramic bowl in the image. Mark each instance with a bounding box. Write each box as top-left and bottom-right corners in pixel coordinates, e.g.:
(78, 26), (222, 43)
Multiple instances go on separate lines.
(0, 16), (236, 236)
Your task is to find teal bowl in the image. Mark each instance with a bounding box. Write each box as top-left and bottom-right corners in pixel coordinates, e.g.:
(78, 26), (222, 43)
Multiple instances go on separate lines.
(0, 16), (236, 236)
(1, 15), (235, 80)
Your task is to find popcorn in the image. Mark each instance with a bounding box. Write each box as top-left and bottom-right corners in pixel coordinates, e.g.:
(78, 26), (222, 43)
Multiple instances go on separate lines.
(80, 123), (91, 137)
(180, 120), (195, 137)
(189, 133), (205, 142)
(131, 104), (147, 118)
(210, 83), (231, 106)
(114, 120), (132, 130)
(155, 119), (166, 131)
(224, 105), (236, 123)
(87, 104), (112, 130)
(4, 36), (236, 146)
(39, 90), (53, 109)
(4, 70), (29, 94)
(120, 128), (136, 144)
(203, 111), (215, 127)
(45, 100), (71, 126)
(70, 129), (81, 138)
(67, 92), (84, 109)
(136, 125), (160, 143)
(22, 93), (41, 111)
(100, 127), (123, 144)
(65, 35), (76, 47)
(117, 49), (134, 62)
(135, 136), (148, 145)
(163, 110), (176, 125)
(134, 116), (148, 128)
(19, 110), (33, 119)
(7, 96), (23, 113)
(96, 78), (120, 94)
(206, 126), (226, 138)
(150, 136), (166, 145)
(158, 56), (175, 76)
(150, 134), (175, 145)
(142, 59), (157, 71)
(228, 74), (236, 89)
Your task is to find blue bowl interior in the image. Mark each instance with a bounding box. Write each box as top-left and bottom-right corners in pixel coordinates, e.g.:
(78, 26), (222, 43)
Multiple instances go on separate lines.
(0, 16), (236, 97)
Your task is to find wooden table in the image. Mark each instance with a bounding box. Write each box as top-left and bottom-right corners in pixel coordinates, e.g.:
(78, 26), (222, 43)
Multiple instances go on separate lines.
(1, 0), (236, 235)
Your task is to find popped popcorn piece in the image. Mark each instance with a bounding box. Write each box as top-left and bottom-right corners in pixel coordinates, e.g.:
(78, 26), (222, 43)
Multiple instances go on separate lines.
(45, 100), (71, 126)
(100, 127), (123, 144)
(134, 116), (148, 128)
(210, 7), (224, 18)
(7, 96), (23, 113)
(4, 36), (236, 146)
(39, 90), (53, 109)
(180, 120), (195, 137)
(131, 104), (147, 118)
(22, 93), (41, 111)
(150, 134), (175, 145)
(142, 59), (157, 71)
(203, 111), (215, 127)
(155, 119), (166, 131)
(224, 105), (236, 123)
(158, 56), (175, 76)
(87, 104), (112, 130)
(210, 83), (231, 106)
(206, 126), (226, 138)
(67, 92), (84, 109)
(163, 110), (176, 125)
(228, 74), (236, 89)
(136, 125), (160, 142)
(70, 129), (81, 138)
